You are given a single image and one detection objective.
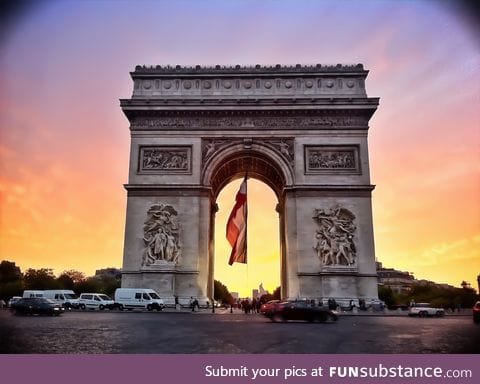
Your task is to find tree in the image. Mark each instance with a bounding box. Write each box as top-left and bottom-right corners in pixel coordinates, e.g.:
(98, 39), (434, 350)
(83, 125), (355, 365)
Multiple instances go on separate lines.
(23, 268), (59, 290)
(57, 270), (85, 290)
(214, 280), (233, 304)
(0, 260), (22, 283)
(0, 260), (24, 300)
(74, 275), (120, 296)
(0, 280), (24, 300)
(75, 276), (103, 294)
(94, 275), (121, 296)
(378, 285), (395, 307)
(272, 286), (281, 300)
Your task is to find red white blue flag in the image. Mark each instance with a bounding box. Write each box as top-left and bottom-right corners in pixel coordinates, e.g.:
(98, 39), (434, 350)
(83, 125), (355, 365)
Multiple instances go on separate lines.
(226, 177), (248, 265)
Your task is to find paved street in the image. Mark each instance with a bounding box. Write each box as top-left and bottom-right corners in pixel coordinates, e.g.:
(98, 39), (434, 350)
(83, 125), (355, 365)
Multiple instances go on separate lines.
(0, 309), (478, 354)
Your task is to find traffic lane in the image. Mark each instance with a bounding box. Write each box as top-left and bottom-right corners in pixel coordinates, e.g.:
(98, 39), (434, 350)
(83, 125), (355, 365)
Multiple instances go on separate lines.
(191, 315), (479, 354)
(0, 311), (478, 353)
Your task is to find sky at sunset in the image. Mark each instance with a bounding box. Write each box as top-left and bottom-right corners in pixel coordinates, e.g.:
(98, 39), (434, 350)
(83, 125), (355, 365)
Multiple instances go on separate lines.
(0, 0), (478, 297)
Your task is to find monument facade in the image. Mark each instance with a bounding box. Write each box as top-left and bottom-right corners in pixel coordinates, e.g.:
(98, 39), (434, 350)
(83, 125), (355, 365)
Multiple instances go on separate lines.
(120, 64), (379, 306)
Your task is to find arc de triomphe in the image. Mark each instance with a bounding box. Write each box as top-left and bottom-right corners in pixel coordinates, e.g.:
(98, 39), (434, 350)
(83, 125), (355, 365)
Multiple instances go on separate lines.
(120, 64), (379, 306)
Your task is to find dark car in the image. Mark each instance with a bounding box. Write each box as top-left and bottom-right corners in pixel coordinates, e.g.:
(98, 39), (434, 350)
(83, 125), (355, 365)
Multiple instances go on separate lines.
(473, 301), (480, 324)
(263, 300), (338, 323)
(11, 298), (65, 316)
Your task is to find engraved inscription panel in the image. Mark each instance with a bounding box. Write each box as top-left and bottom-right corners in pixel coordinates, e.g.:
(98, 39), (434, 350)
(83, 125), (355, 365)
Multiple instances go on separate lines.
(139, 146), (191, 174)
(305, 145), (360, 174)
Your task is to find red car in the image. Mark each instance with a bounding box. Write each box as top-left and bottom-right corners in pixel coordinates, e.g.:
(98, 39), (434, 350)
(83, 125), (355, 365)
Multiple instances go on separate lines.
(473, 301), (480, 324)
(260, 300), (280, 314)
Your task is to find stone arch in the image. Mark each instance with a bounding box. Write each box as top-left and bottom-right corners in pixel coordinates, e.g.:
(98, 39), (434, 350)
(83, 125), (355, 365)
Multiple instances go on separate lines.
(202, 142), (294, 198)
(202, 143), (291, 300)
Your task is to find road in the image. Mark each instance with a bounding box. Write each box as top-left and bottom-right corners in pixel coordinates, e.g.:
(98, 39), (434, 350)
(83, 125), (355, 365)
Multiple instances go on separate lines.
(0, 309), (478, 353)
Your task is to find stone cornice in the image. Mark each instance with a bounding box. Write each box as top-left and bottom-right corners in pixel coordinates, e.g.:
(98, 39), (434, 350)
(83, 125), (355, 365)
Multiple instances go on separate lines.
(132, 63), (367, 75)
(286, 184), (376, 191)
(284, 184), (375, 198)
(124, 184), (212, 197)
(121, 97), (379, 108)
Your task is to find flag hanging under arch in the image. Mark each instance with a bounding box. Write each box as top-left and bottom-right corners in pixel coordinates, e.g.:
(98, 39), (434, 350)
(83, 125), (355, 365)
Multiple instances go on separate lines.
(226, 177), (248, 265)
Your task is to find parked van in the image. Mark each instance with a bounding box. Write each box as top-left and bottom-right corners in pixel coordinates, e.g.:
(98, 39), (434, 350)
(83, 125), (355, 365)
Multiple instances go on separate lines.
(114, 288), (164, 311)
(79, 293), (115, 310)
(22, 290), (44, 298)
(43, 290), (79, 308)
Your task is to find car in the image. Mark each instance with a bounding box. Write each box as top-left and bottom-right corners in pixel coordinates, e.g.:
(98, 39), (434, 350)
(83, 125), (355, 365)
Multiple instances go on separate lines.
(22, 290), (44, 298)
(263, 300), (338, 323)
(8, 296), (22, 308)
(473, 301), (480, 324)
(11, 298), (65, 316)
(114, 288), (165, 311)
(259, 300), (280, 314)
(79, 293), (115, 310)
(408, 303), (445, 317)
(43, 290), (80, 309)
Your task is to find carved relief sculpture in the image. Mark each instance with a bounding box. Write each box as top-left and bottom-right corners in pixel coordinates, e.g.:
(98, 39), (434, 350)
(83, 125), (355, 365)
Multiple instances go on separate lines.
(313, 206), (357, 267)
(202, 137), (294, 167)
(202, 139), (239, 163)
(262, 138), (294, 165)
(142, 204), (181, 266)
(305, 146), (359, 174)
(139, 146), (191, 173)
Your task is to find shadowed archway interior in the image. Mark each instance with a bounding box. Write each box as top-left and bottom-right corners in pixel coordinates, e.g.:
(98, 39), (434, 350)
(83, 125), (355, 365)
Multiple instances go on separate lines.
(207, 149), (287, 299)
(210, 150), (286, 199)
(213, 178), (281, 297)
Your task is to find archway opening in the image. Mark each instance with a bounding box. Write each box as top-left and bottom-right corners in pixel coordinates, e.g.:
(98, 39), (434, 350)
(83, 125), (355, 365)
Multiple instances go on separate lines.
(214, 177), (280, 298)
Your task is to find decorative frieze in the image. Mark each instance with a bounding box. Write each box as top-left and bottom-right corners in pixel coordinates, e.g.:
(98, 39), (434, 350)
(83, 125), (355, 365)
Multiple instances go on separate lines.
(305, 145), (360, 174)
(142, 204), (181, 267)
(313, 206), (357, 268)
(138, 146), (191, 174)
(132, 115), (368, 130)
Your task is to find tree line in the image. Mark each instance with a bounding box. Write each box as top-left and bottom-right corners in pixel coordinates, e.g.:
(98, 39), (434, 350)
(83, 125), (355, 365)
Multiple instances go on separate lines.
(378, 281), (478, 310)
(213, 279), (281, 305)
(1, 260), (278, 304)
(0, 260), (120, 301)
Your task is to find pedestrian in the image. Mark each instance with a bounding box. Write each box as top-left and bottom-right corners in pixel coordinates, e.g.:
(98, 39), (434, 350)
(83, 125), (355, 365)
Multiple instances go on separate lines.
(192, 298), (199, 312)
(189, 296), (194, 311)
(0, 299), (5, 309)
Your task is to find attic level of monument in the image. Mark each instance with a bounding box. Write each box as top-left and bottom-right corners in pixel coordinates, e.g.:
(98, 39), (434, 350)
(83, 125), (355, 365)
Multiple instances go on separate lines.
(127, 64), (374, 100)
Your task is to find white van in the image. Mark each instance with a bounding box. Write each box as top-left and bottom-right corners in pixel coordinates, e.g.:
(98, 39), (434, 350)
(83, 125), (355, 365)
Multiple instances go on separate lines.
(79, 293), (115, 310)
(44, 290), (79, 308)
(114, 288), (164, 311)
(22, 290), (44, 298)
